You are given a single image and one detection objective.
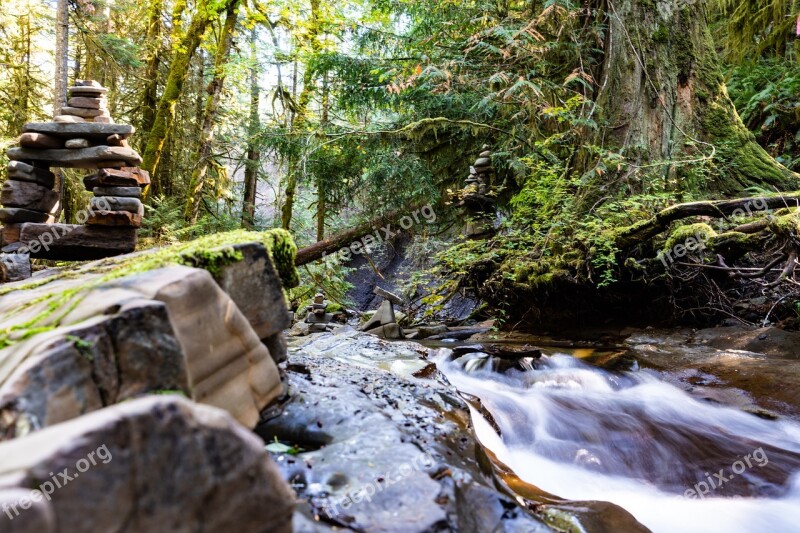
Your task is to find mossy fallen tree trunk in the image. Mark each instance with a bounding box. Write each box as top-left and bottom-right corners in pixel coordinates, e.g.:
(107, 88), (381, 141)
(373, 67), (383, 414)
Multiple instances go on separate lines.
(616, 192), (800, 249)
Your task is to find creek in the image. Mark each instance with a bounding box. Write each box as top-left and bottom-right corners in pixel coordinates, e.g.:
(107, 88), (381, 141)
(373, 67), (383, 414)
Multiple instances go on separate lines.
(434, 342), (800, 532)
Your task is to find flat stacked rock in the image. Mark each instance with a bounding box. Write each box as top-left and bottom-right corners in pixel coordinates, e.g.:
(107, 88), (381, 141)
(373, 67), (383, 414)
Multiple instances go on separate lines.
(56, 79), (112, 124)
(2, 80), (147, 267)
(0, 161), (58, 245)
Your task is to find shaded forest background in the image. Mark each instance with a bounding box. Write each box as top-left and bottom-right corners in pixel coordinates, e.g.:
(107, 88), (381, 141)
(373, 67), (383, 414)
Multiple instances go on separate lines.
(1, 0), (799, 324)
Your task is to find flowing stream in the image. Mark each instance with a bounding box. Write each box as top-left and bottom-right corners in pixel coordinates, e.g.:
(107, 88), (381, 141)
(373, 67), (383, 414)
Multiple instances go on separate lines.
(435, 349), (800, 532)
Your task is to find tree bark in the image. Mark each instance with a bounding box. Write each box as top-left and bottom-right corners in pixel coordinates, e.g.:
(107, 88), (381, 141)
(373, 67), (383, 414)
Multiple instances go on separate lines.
(580, 0), (798, 210)
(280, 0), (321, 231)
(242, 27), (260, 229)
(140, 0), (165, 140)
(54, 0), (69, 118)
(141, 0), (235, 193)
(184, 0), (240, 223)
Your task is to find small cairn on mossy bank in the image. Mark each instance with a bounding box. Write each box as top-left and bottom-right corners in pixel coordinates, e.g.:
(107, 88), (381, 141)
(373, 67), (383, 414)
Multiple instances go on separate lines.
(456, 145), (497, 239)
(1, 80), (148, 282)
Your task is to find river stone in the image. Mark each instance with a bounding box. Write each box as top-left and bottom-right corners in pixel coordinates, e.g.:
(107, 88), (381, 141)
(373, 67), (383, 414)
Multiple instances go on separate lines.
(60, 106), (105, 118)
(1, 224), (21, 246)
(0, 209), (52, 224)
(259, 329), (558, 532)
(84, 167), (149, 189)
(206, 242), (292, 346)
(19, 224), (137, 260)
(7, 146), (142, 169)
(86, 210), (142, 228)
(479, 150), (492, 158)
(360, 300), (396, 331)
(0, 301), (188, 439)
(18, 133), (62, 149)
(67, 85), (107, 95)
(21, 122), (133, 141)
(90, 196), (143, 216)
(364, 322), (404, 339)
(0, 181), (59, 212)
(54, 115), (86, 124)
(67, 96), (105, 109)
(0, 264), (285, 430)
(474, 157), (491, 167)
(92, 186), (141, 198)
(7, 163), (55, 189)
(64, 138), (90, 149)
(0, 253), (31, 282)
(92, 116), (113, 124)
(0, 396), (295, 532)
(373, 286), (403, 306)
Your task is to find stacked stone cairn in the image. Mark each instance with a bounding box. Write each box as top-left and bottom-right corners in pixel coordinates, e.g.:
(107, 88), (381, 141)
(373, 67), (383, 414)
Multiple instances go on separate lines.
(460, 145), (497, 238)
(305, 293), (335, 333)
(360, 286), (405, 340)
(1, 80), (148, 278)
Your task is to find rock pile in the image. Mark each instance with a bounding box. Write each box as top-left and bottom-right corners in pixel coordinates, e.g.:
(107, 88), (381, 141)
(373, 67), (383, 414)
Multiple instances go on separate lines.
(296, 293), (334, 334)
(459, 145), (497, 239)
(56, 80), (112, 124)
(2, 80), (147, 270)
(361, 286), (405, 339)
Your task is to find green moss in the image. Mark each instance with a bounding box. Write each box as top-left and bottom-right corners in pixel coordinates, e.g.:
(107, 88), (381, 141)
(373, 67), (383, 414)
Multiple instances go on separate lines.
(0, 229), (298, 349)
(663, 223), (717, 252)
(769, 214), (800, 238)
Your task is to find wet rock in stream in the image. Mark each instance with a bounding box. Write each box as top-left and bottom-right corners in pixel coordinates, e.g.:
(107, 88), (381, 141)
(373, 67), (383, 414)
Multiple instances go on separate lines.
(258, 328), (650, 533)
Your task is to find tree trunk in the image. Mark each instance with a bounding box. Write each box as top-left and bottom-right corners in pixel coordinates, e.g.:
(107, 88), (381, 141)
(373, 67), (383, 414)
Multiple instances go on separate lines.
(184, 0), (240, 223)
(580, 0), (797, 210)
(141, 0), (234, 193)
(280, 0), (321, 231)
(140, 0), (165, 141)
(53, 0), (69, 222)
(242, 27), (260, 229)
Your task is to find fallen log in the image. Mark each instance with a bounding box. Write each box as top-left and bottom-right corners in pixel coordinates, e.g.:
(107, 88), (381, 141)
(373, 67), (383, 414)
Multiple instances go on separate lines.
(616, 192), (800, 248)
(295, 208), (415, 266)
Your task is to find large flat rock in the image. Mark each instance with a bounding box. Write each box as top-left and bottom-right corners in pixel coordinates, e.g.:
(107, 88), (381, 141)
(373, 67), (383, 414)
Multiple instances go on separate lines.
(19, 224), (137, 260)
(7, 146), (142, 169)
(0, 396), (295, 532)
(0, 264), (284, 433)
(21, 122), (133, 141)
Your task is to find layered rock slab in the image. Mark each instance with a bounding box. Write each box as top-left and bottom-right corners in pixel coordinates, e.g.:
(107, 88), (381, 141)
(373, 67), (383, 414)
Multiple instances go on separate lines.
(0, 396), (295, 532)
(0, 263), (284, 438)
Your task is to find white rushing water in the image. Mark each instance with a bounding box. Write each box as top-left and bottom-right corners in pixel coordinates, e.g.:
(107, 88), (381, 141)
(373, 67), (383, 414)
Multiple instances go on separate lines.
(437, 352), (800, 533)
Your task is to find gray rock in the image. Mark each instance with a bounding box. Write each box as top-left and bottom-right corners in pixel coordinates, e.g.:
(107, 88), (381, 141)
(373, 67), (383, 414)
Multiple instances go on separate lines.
(60, 106), (105, 118)
(360, 300), (396, 331)
(417, 325), (449, 339)
(0, 301), (188, 440)
(8, 146), (142, 169)
(0, 253), (31, 282)
(474, 157), (491, 167)
(92, 186), (141, 198)
(479, 150), (492, 158)
(90, 196), (143, 216)
(64, 138), (90, 149)
(54, 115), (85, 124)
(18, 133), (62, 149)
(373, 286), (403, 305)
(67, 96), (105, 109)
(7, 163), (55, 189)
(0, 180), (59, 212)
(21, 122), (133, 142)
(19, 224), (137, 260)
(365, 322), (404, 340)
(0, 209), (52, 224)
(203, 242), (292, 343)
(0, 396), (295, 532)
